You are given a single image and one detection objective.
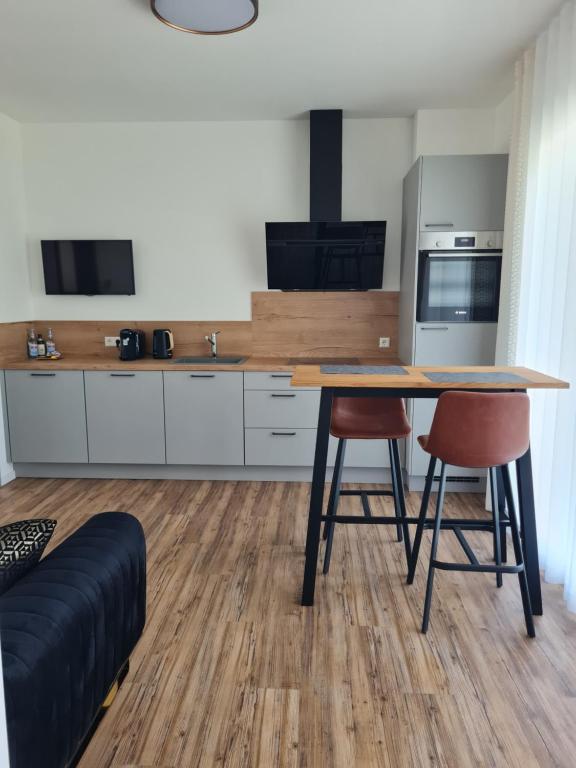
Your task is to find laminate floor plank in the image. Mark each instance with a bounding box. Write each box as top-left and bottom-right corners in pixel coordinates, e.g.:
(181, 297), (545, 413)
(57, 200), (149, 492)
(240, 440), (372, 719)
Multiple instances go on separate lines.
(0, 478), (575, 767)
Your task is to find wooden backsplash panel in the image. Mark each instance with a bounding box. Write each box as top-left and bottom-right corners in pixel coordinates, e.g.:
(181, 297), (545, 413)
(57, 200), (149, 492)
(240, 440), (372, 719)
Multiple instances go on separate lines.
(251, 291), (399, 358)
(0, 322), (30, 364)
(31, 321), (253, 359)
(1, 292), (398, 362)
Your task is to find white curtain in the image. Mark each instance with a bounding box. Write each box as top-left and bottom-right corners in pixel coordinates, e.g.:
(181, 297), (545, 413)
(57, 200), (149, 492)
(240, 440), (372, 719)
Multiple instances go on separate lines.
(498, 0), (576, 611)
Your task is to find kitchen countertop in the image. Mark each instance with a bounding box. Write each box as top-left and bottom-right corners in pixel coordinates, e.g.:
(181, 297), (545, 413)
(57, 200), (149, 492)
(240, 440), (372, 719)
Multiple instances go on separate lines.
(3, 356), (403, 372)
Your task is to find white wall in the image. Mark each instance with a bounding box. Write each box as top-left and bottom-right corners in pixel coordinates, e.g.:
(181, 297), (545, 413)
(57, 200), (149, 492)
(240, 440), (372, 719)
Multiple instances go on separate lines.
(493, 92), (515, 152)
(343, 119), (412, 291)
(21, 118), (413, 320)
(0, 113), (31, 322)
(0, 112), (29, 487)
(413, 104), (514, 159)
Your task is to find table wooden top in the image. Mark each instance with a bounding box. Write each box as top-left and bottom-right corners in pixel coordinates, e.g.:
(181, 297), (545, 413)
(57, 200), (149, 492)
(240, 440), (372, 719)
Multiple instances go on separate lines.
(291, 365), (570, 390)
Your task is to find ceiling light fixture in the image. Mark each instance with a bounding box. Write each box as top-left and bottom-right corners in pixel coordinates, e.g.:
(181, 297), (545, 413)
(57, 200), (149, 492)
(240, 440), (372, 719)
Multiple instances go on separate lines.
(151, 0), (258, 35)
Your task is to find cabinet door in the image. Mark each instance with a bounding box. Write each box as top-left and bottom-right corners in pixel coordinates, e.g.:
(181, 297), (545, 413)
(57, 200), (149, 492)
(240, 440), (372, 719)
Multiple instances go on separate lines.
(85, 372), (165, 464)
(419, 155), (508, 232)
(164, 372), (244, 465)
(414, 323), (497, 366)
(5, 371), (88, 463)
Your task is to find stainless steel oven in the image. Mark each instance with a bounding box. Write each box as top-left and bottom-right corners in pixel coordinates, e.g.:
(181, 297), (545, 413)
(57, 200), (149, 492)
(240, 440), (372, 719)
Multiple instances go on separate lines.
(416, 231), (503, 322)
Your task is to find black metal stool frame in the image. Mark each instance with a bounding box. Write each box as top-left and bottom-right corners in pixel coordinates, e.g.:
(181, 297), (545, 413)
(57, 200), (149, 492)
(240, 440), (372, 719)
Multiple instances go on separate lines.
(301, 386), (542, 615)
(408, 456), (535, 637)
(322, 436), (411, 574)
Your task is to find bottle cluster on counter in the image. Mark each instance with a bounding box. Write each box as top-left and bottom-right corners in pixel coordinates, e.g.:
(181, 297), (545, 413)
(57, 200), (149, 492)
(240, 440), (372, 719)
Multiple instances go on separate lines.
(27, 327), (60, 359)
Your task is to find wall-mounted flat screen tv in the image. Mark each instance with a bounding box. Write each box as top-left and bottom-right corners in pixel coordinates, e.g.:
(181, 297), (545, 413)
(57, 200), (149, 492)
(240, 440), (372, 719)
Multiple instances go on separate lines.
(266, 221), (386, 290)
(41, 240), (135, 295)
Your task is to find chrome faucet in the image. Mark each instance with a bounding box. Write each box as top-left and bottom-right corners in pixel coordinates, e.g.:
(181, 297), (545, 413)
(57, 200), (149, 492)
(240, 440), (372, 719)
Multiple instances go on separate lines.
(205, 330), (220, 357)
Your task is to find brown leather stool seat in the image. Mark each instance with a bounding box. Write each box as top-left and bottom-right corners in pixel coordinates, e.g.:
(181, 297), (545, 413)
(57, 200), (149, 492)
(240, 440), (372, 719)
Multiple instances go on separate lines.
(322, 396), (412, 575)
(331, 397), (412, 440)
(408, 391), (535, 638)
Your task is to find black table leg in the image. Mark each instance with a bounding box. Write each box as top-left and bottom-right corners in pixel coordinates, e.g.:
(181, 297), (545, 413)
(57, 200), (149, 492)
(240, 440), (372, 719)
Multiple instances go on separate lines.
(516, 447), (543, 615)
(301, 387), (333, 606)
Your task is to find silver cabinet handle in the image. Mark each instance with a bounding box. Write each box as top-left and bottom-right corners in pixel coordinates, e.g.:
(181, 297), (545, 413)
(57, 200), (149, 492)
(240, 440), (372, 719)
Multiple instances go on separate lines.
(189, 374), (215, 378)
(271, 393), (296, 397)
(272, 432), (296, 436)
(30, 372), (56, 377)
(420, 326), (449, 331)
(110, 373), (136, 377)
(270, 374), (292, 378)
(425, 223), (454, 228)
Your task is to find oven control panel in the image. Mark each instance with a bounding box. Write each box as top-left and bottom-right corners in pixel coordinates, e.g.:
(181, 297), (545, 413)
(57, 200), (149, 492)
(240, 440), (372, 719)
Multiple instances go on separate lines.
(419, 231), (503, 251)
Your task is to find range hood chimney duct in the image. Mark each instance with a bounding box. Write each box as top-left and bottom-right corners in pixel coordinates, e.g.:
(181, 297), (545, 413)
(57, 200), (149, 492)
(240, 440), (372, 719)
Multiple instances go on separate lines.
(309, 110), (342, 222)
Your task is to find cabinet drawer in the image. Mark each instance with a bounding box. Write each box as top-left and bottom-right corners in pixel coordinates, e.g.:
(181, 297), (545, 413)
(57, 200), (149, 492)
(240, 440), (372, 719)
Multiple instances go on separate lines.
(245, 429), (393, 469)
(245, 390), (321, 428)
(5, 370), (88, 463)
(245, 428), (323, 466)
(164, 371), (244, 465)
(415, 323), (497, 366)
(85, 371), (165, 464)
(244, 372), (317, 391)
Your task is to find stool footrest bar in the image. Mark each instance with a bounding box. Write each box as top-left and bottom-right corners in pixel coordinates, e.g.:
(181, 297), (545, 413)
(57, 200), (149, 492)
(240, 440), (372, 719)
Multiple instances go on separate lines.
(430, 560), (524, 574)
(339, 490), (394, 497)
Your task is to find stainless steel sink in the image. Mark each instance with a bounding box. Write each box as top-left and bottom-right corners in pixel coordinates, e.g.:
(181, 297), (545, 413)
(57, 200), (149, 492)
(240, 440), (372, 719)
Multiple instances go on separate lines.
(173, 356), (246, 364)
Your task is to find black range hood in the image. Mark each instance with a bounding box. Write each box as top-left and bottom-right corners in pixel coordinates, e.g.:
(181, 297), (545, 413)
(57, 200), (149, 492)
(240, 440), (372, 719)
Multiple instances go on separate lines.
(309, 109), (343, 222)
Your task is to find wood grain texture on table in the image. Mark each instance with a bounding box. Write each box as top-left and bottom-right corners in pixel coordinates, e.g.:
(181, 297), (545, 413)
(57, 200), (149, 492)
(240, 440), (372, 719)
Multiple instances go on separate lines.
(291, 365), (570, 390)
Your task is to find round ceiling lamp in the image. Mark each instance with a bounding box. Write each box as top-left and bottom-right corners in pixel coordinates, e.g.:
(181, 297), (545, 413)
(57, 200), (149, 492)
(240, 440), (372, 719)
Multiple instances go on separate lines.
(151, 0), (258, 35)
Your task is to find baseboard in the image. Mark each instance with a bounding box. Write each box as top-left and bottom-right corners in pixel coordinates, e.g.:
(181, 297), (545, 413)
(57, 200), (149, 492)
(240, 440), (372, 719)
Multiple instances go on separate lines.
(407, 473), (486, 493)
(14, 463), (393, 484)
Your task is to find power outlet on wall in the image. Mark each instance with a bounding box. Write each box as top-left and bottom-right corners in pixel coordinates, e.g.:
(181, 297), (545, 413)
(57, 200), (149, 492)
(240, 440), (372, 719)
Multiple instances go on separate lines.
(378, 337), (391, 349)
(104, 336), (120, 348)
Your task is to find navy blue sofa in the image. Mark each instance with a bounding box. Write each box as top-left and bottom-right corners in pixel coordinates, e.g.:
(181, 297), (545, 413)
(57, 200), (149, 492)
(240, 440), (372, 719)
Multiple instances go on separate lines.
(0, 512), (146, 768)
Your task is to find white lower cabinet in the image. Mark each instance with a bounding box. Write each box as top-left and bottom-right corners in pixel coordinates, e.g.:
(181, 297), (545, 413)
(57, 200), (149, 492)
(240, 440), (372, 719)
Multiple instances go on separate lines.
(5, 371), (88, 463)
(164, 372), (244, 465)
(85, 371), (166, 464)
(5, 367), (396, 472)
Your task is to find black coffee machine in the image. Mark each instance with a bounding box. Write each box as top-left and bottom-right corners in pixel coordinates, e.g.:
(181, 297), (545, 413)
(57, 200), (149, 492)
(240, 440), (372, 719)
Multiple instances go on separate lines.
(117, 329), (146, 361)
(152, 329), (174, 359)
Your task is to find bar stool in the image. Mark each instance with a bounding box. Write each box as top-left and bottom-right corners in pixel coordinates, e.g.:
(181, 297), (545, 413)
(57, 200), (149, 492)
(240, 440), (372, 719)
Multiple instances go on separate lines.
(322, 397), (412, 574)
(407, 391), (535, 638)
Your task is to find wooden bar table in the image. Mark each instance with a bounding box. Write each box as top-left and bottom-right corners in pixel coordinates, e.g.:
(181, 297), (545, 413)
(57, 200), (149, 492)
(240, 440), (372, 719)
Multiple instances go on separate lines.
(291, 365), (569, 610)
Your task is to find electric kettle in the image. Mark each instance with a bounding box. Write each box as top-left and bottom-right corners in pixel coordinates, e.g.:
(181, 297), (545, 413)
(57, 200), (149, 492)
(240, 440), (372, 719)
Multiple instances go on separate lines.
(152, 329), (174, 359)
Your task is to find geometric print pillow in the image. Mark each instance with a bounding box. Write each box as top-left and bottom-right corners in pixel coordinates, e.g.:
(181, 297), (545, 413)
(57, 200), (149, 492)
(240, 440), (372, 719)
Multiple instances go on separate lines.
(0, 519), (57, 595)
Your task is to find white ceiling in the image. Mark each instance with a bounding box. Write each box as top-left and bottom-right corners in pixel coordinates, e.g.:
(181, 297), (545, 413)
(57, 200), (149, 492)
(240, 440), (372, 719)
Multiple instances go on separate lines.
(0, 0), (562, 123)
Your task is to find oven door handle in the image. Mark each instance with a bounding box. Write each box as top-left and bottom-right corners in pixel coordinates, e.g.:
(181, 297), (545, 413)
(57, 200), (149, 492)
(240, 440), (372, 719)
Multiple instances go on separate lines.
(424, 251), (503, 258)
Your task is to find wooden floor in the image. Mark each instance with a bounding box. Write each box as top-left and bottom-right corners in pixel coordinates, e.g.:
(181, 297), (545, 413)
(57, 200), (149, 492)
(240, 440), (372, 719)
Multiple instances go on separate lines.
(1, 477), (575, 768)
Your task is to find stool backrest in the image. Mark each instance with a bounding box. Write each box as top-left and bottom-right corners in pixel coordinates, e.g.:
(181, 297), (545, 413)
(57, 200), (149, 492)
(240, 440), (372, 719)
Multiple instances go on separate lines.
(426, 391), (530, 468)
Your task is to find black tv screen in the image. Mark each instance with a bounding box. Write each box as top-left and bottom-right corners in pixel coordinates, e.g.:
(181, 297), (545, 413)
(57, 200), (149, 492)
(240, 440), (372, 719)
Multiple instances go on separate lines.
(41, 240), (135, 295)
(266, 221), (385, 290)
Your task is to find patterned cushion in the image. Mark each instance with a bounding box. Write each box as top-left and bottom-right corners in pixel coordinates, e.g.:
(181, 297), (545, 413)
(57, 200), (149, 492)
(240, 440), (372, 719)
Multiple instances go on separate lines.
(0, 520), (56, 595)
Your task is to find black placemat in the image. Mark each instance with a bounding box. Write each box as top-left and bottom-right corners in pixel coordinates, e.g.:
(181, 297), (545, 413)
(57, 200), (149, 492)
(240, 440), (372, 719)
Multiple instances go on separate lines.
(320, 365), (408, 375)
(424, 371), (530, 384)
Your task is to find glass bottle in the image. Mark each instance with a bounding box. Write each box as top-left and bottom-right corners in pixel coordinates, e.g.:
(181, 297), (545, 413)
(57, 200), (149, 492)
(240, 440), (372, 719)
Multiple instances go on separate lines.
(46, 328), (56, 356)
(37, 334), (46, 357)
(27, 328), (39, 359)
